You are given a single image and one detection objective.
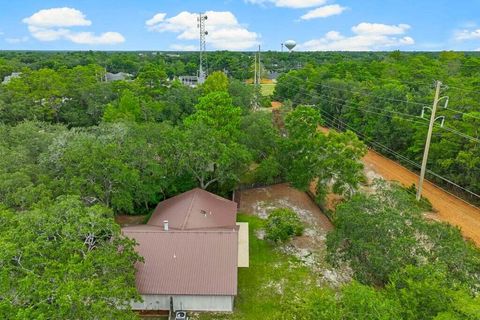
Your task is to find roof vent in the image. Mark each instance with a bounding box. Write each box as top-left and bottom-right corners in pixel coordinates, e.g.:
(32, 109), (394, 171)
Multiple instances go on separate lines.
(163, 220), (169, 231)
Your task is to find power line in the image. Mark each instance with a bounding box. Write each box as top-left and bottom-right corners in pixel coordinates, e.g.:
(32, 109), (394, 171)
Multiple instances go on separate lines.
(284, 72), (480, 143)
(322, 93), (479, 141)
(300, 76), (432, 107)
(288, 87), (480, 199)
(444, 84), (480, 96)
(319, 109), (480, 201)
(439, 125), (480, 143)
(443, 106), (480, 120)
(321, 94), (429, 123)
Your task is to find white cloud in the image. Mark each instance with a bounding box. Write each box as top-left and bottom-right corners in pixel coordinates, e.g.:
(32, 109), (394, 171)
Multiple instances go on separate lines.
(246, 0), (327, 8)
(22, 7), (91, 28)
(301, 4), (347, 20)
(23, 7), (125, 45)
(351, 23), (410, 35)
(5, 36), (29, 44)
(146, 13), (167, 27)
(455, 28), (480, 41)
(66, 32), (125, 45)
(146, 11), (260, 50)
(299, 22), (415, 51)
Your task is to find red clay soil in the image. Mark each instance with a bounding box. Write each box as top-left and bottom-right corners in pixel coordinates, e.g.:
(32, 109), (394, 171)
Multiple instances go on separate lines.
(271, 101), (282, 109)
(363, 150), (480, 246)
(315, 125), (480, 245)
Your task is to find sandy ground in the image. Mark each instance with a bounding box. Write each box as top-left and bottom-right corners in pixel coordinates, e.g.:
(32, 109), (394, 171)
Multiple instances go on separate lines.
(238, 183), (333, 232)
(316, 126), (480, 246)
(363, 149), (480, 246)
(238, 184), (351, 287)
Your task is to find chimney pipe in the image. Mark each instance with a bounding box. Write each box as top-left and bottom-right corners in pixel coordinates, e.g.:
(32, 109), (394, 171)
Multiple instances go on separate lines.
(163, 220), (169, 231)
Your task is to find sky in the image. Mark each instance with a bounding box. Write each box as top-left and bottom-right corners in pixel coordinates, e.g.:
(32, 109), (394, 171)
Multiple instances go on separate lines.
(0, 0), (480, 51)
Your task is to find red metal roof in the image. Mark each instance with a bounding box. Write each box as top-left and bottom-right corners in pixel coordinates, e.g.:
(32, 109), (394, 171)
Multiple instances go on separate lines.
(148, 188), (237, 230)
(122, 226), (238, 296)
(122, 189), (239, 296)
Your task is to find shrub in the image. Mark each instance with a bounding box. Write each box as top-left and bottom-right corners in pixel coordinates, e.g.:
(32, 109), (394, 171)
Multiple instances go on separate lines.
(265, 208), (304, 243)
(327, 183), (480, 290)
(255, 155), (281, 184)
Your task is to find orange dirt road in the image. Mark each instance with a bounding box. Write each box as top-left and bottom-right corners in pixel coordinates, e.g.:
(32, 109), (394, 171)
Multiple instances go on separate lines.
(364, 149), (480, 246)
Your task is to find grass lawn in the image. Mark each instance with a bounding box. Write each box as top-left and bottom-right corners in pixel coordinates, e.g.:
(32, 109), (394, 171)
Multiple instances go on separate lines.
(196, 214), (316, 320)
(260, 83), (276, 96)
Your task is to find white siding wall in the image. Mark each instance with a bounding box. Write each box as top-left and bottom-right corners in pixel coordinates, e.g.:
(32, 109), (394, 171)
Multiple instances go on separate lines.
(132, 295), (234, 312)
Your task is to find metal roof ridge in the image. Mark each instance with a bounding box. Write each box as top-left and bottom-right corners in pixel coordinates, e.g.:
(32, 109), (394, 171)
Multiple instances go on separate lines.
(122, 229), (238, 234)
(180, 188), (199, 230)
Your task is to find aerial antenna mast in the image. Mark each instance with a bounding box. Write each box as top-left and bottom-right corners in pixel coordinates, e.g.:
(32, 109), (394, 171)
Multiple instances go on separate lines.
(197, 13), (208, 84)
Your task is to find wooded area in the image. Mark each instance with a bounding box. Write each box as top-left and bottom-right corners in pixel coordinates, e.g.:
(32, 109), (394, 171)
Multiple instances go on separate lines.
(0, 51), (479, 319)
(274, 51), (480, 203)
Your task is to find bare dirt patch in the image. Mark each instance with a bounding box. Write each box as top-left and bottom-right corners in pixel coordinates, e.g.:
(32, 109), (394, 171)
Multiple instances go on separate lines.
(115, 215), (147, 227)
(237, 183), (351, 287)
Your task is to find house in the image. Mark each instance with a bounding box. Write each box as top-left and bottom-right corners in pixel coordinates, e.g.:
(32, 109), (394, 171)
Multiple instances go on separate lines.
(122, 188), (248, 312)
(105, 72), (133, 82)
(2, 72), (21, 84)
(178, 75), (199, 87)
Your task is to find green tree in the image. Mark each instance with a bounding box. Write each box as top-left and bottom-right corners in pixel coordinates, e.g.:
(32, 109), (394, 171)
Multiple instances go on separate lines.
(103, 89), (141, 122)
(178, 123), (251, 190)
(282, 105), (366, 203)
(184, 91), (243, 140)
(384, 264), (480, 320)
(229, 79), (254, 113)
(180, 92), (251, 190)
(340, 282), (402, 320)
(327, 182), (480, 288)
(202, 71), (229, 94)
(0, 196), (141, 319)
(137, 63), (168, 97)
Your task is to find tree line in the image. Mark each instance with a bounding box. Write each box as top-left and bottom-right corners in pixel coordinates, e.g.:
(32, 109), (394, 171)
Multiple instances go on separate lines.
(0, 52), (368, 318)
(274, 51), (480, 204)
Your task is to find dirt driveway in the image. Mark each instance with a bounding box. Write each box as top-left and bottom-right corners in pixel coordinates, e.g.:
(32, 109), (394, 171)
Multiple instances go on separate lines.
(363, 150), (480, 246)
(319, 126), (480, 246)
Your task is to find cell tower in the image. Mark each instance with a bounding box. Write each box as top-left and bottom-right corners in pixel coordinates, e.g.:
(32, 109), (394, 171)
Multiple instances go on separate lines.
(197, 13), (208, 84)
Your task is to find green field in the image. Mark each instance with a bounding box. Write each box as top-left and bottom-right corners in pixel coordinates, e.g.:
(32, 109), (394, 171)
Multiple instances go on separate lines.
(260, 83), (276, 96)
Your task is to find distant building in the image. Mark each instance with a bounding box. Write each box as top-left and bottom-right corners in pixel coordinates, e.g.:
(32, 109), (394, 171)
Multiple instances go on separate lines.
(105, 72), (133, 82)
(2, 72), (22, 84)
(178, 75), (199, 87)
(122, 188), (249, 312)
(267, 71), (280, 82)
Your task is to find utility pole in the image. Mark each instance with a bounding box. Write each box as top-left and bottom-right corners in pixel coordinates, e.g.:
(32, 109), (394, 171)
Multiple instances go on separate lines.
(254, 52), (257, 86)
(257, 45), (261, 85)
(416, 80), (447, 200)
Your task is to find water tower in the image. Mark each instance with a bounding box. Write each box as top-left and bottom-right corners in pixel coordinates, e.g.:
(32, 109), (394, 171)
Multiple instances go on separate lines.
(284, 40), (296, 52)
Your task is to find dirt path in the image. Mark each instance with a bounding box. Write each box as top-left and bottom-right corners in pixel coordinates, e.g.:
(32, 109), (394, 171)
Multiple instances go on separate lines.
(364, 149), (480, 245)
